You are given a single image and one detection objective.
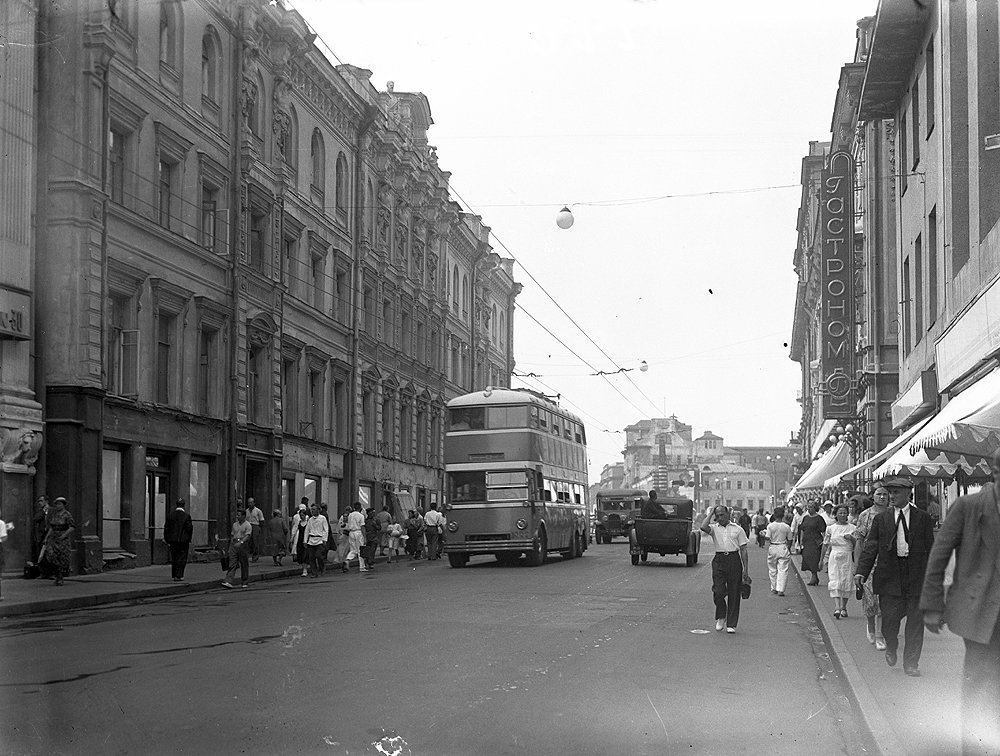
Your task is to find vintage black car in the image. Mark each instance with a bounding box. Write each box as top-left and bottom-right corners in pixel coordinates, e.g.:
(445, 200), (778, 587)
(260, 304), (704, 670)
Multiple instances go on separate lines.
(628, 496), (701, 567)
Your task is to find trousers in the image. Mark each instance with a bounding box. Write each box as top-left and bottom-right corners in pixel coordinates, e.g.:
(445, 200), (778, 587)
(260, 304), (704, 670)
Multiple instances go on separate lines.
(711, 552), (743, 628)
(767, 544), (790, 592)
(168, 542), (190, 579)
(962, 622), (1000, 755)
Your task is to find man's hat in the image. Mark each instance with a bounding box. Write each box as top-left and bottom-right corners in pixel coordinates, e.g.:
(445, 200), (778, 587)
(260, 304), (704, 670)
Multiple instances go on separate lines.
(880, 476), (914, 490)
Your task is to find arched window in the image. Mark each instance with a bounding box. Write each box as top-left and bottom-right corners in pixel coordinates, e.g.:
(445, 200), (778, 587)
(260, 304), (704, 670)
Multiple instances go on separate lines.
(159, 3), (175, 68)
(282, 104), (298, 171)
(310, 129), (325, 196)
(248, 72), (266, 138)
(335, 152), (348, 213)
(452, 266), (459, 311)
(201, 28), (219, 102)
(491, 304), (498, 341)
(499, 311), (506, 347)
(366, 179), (375, 237)
(461, 274), (469, 317)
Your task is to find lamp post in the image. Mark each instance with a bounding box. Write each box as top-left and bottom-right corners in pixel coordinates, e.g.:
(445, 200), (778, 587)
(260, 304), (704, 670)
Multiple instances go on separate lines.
(766, 455), (781, 504)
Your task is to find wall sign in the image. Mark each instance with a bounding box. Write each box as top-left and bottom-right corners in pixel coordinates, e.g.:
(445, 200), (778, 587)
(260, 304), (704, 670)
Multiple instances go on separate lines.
(0, 287), (30, 340)
(820, 151), (856, 418)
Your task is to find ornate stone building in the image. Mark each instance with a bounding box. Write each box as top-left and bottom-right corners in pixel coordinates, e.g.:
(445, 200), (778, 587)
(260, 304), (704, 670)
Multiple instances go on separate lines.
(8, 0), (519, 573)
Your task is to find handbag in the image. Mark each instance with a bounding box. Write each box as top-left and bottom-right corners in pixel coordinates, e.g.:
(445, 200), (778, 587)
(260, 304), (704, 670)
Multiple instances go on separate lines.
(741, 581), (752, 599)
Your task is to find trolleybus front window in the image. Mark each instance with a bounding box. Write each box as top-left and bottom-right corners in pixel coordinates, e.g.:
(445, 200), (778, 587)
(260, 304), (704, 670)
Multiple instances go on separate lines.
(449, 407), (484, 431)
(449, 471), (486, 503)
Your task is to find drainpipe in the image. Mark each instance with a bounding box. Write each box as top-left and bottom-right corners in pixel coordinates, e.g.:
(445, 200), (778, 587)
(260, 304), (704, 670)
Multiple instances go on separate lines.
(347, 105), (378, 508)
(226, 13), (246, 535)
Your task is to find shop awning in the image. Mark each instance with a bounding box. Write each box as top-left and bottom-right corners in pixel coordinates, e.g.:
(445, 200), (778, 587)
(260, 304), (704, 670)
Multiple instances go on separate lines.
(908, 368), (1000, 464)
(823, 417), (933, 488)
(788, 441), (852, 496)
(872, 450), (992, 480)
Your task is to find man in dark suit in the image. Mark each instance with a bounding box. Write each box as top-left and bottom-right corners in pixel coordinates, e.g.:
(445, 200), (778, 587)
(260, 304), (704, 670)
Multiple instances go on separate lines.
(855, 476), (934, 677)
(921, 449), (1000, 754)
(163, 498), (194, 581)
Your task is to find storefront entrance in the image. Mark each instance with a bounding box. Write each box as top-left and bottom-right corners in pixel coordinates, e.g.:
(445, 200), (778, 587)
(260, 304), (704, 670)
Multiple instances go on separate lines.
(145, 453), (172, 563)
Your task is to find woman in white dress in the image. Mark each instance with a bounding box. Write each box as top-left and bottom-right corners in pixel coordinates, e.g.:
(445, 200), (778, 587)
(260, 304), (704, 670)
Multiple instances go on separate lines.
(821, 503), (857, 618)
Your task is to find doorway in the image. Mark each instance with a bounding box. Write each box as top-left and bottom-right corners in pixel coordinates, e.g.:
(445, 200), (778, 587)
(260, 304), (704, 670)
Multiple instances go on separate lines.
(146, 469), (170, 562)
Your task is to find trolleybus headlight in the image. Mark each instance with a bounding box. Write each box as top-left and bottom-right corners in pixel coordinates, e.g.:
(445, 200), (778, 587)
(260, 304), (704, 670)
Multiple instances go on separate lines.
(515, 518), (527, 530)
(447, 521), (458, 533)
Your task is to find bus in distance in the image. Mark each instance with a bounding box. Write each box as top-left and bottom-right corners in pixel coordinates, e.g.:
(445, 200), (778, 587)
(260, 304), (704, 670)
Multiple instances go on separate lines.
(443, 388), (589, 567)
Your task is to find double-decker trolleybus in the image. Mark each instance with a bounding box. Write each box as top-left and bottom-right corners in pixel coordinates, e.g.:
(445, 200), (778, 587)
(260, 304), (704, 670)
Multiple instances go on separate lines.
(443, 388), (589, 568)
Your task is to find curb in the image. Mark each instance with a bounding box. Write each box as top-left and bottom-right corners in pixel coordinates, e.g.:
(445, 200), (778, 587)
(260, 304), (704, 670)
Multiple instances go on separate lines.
(792, 560), (903, 756)
(0, 553), (408, 619)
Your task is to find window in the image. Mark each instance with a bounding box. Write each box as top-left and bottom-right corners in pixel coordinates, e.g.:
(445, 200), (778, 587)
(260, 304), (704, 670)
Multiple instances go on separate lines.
(452, 266), (459, 312)
(282, 354), (299, 434)
(911, 81), (920, 167)
(330, 376), (347, 446)
(107, 292), (139, 396)
(189, 459), (210, 545)
(334, 268), (348, 323)
(308, 369), (323, 441)
(159, 1), (178, 70)
(157, 159), (174, 228)
(197, 327), (218, 414)
(902, 256), (912, 354)
(201, 185), (217, 250)
(461, 274), (469, 317)
(416, 321), (425, 364)
(430, 413), (441, 464)
(401, 309), (412, 356)
(362, 385), (375, 453)
(109, 129), (126, 204)
(915, 233), (924, 340)
(335, 153), (348, 215)
(926, 40), (935, 136)
(156, 312), (176, 404)
(900, 111), (908, 193)
(430, 329), (439, 371)
(310, 129), (325, 198)
(311, 252), (325, 310)
(491, 304), (498, 342)
(276, 104), (298, 172)
(928, 206), (938, 324)
(250, 209), (267, 273)
(363, 285), (374, 336)
(449, 406), (484, 430)
(201, 29), (220, 104)
(381, 392), (395, 457)
(736, 480), (742, 490)
(382, 298), (393, 345)
(248, 343), (264, 425)
(400, 401), (412, 462)
(416, 406), (427, 464)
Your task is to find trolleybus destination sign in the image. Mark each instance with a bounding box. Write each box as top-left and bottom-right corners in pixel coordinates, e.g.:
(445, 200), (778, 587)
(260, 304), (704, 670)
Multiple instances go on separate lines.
(820, 150), (856, 418)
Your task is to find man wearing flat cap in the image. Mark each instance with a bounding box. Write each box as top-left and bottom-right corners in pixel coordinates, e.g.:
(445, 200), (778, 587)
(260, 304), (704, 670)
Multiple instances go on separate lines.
(855, 476), (935, 677)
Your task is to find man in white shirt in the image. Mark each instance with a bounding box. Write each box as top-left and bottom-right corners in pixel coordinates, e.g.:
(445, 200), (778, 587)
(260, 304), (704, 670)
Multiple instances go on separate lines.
(342, 501), (369, 573)
(765, 509), (793, 596)
(223, 509), (253, 589)
(245, 498), (264, 562)
(304, 503), (330, 577)
(424, 503), (446, 561)
(700, 505), (751, 633)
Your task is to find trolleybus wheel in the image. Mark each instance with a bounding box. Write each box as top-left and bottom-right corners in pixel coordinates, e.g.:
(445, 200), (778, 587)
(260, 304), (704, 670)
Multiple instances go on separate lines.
(561, 532), (578, 560)
(448, 553), (469, 568)
(640, 550), (648, 562)
(686, 552), (696, 567)
(525, 528), (547, 567)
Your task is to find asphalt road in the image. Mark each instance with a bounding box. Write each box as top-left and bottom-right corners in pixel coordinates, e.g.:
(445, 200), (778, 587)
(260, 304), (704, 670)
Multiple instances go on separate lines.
(1, 542), (874, 755)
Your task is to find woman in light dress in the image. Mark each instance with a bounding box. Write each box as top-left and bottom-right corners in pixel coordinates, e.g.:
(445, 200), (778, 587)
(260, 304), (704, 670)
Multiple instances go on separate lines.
(821, 503), (857, 618)
(853, 488), (887, 648)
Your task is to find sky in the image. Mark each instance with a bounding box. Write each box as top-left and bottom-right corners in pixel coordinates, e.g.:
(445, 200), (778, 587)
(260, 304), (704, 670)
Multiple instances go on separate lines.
(294, 0), (878, 481)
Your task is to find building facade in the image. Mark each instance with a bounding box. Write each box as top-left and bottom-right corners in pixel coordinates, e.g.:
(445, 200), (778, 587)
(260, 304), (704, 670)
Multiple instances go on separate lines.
(6, 0), (519, 573)
(791, 0), (1000, 504)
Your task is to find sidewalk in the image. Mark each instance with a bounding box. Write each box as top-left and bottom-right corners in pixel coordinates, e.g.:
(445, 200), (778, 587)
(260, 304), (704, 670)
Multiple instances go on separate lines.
(791, 558), (965, 756)
(0, 550), (417, 619)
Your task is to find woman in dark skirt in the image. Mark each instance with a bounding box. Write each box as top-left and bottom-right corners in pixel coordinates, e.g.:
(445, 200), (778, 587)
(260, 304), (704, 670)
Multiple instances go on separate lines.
(798, 500), (827, 585)
(44, 497), (77, 586)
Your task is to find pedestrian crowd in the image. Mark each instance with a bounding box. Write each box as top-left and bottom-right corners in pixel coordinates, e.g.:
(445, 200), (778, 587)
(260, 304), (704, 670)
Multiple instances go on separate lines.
(214, 496), (447, 586)
(699, 453), (1000, 754)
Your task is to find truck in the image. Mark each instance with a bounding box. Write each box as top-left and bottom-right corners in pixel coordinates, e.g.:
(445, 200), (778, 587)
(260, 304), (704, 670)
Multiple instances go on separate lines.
(628, 496), (701, 567)
(593, 489), (644, 543)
